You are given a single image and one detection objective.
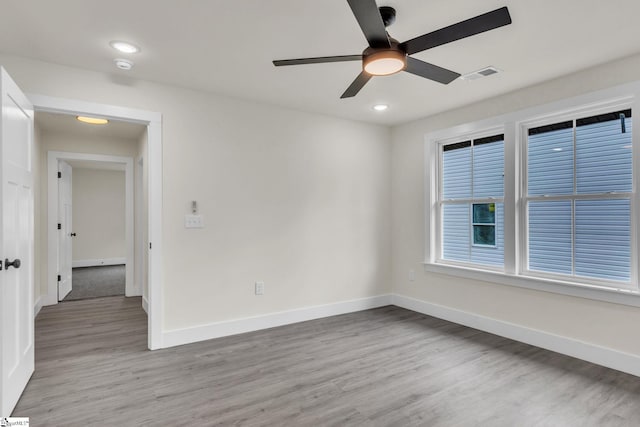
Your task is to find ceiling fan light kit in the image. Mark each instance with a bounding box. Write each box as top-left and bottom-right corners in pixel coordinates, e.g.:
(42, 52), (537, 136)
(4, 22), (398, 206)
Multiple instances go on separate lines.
(363, 48), (406, 76)
(273, 1), (512, 99)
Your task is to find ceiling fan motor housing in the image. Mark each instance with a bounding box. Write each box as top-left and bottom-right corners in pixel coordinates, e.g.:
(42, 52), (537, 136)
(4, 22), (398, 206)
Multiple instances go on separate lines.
(379, 6), (396, 27)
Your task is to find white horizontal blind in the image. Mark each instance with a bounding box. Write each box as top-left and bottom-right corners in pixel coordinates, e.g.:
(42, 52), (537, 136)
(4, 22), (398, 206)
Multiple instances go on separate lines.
(528, 124), (573, 196)
(576, 115), (633, 193)
(442, 204), (469, 262)
(443, 142), (471, 199)
(526, 110), (633, 284)
(575, 199), (630, 281)
(441, 135), (504, 268)
(473, 141), (504, 198)
(528, 200), (572, 274)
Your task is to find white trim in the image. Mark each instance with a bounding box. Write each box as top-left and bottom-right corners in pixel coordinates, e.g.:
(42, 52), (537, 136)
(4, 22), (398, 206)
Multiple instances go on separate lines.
(28, 94), (159, 124)
(31, 94), (163, 350)
(423, 262), (640, 307)
(146, 120), (163, 349)
(425, 80), (640, 305)
(142, 296), (149, 315)
(517, 100), (636, 289)
(135, 156), (144, 297)
(392, 294), (640, 378)
(34, 296), (44, 318)
(162, 294), (393, 348)
(72, 258), (127, 268)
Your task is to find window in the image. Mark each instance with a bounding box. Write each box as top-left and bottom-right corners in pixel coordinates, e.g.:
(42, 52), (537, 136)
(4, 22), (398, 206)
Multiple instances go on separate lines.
(427, 90), (639, 299)
(472, 203), (496, 246)
(526, 110), (633, 283)
(439, 134), (504, 268)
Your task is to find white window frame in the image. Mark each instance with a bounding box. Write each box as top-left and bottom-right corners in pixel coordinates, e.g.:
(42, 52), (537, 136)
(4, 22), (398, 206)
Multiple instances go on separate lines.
(518, 100), (637, 291)
(436, 128), (504, 271)
(424, 81), (640, 308)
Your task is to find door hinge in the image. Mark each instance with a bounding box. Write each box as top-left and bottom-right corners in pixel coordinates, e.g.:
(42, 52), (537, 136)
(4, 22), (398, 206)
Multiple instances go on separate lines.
(57, 274), (61, 282)
(58, 223), (62, 230)
(58, 171), (62, 178)
(149, 242), (152, 250)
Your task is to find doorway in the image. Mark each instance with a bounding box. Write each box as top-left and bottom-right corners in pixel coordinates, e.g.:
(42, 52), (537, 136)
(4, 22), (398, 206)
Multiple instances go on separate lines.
(47, 151), (136, 301)
(30, 94), (164, 350)
(48, 153), (134, 302)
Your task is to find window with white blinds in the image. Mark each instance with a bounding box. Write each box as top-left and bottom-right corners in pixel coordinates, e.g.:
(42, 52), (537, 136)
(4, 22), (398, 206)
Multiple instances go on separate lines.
(526, 110), (633, 283)
(440, 134), (504, 268)
(429, 91), (640, 300)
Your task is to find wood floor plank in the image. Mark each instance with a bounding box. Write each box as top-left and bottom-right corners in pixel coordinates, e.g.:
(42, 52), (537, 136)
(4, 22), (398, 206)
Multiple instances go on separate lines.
(12, 296), (640, 426)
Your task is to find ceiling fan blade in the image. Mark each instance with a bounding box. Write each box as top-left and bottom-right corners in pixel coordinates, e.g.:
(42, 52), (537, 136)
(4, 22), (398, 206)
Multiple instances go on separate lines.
(404, 57), (460, 84)
(400, 7), (512, 55)
(340, 72), (372, 99)
(346, 0), (391, 49)
(273, 55), (362, 66)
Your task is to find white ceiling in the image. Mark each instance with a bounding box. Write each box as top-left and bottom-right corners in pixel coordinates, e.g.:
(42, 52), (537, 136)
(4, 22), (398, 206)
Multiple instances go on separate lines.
(3, 1), (640, 125)
(36, 111), (146, 140)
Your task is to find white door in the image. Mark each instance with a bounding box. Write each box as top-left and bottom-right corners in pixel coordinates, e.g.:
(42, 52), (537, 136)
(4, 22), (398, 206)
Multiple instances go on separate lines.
(0, 68), (34, 415)
(57, 161), (72, 301)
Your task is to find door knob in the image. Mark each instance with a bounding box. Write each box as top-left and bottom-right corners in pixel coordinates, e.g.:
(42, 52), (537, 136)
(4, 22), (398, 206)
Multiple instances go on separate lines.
(5, 258), (21, 269)
(70, 233), (77, 237)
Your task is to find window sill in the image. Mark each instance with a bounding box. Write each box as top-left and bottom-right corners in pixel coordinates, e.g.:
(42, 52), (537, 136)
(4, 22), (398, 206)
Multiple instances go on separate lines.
(422, 262), (640, 308)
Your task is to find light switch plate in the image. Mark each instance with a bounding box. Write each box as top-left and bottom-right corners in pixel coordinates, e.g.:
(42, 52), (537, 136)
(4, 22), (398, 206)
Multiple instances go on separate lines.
(255, 281), (265, 295)
(185, 214), (204, 229)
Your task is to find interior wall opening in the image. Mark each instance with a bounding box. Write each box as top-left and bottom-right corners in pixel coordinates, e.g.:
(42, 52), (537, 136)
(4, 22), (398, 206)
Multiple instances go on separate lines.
(34, 110), (148, 311)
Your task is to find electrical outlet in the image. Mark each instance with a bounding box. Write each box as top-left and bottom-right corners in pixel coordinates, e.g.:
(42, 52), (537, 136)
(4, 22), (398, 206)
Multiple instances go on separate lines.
(409, 269), (415, 282)
(184, 214), (204, 229)
(255, 281), (265, 295)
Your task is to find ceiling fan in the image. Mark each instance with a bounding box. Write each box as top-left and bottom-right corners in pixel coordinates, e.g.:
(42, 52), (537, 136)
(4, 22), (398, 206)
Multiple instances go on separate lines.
(273, 0), (512, 99)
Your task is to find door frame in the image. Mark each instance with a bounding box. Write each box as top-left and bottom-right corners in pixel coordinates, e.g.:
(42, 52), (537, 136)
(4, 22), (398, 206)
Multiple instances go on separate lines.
(47, 152), (135, 299)
(31, 94), (163, 350)
(136, 156), (146, 310)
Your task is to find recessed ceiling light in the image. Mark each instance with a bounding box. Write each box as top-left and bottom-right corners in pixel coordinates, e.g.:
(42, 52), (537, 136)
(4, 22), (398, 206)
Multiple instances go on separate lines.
(114, 58), (134, 70)
(373, 104), (389, 111)
(109, 41), (140, 54)
(77, 116), (109, 125)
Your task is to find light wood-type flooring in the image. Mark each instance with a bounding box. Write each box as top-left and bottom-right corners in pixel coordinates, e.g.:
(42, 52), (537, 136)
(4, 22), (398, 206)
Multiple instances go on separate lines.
(13, 296), (640, 426)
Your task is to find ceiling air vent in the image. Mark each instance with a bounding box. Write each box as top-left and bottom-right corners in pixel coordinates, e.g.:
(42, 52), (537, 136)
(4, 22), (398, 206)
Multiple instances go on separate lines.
(461, 66), (501, 81)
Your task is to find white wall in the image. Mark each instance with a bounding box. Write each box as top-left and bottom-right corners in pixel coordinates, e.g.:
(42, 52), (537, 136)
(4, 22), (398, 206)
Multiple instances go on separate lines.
(72, 168), (126, 263)
(391, 53), (640, 357)
(3, 54), (391, 332)
(36, 127), (138, 299)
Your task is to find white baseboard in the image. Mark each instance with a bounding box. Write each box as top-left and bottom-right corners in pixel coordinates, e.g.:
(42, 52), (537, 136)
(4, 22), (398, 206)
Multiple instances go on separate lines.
(72, 257), (126, 268)
(392, 294), (640, 378)
(34, 296), (44, 318)
(41, 294), (58, 307)
(142, 296), (149, 315)
(162, 294), (393, 348)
